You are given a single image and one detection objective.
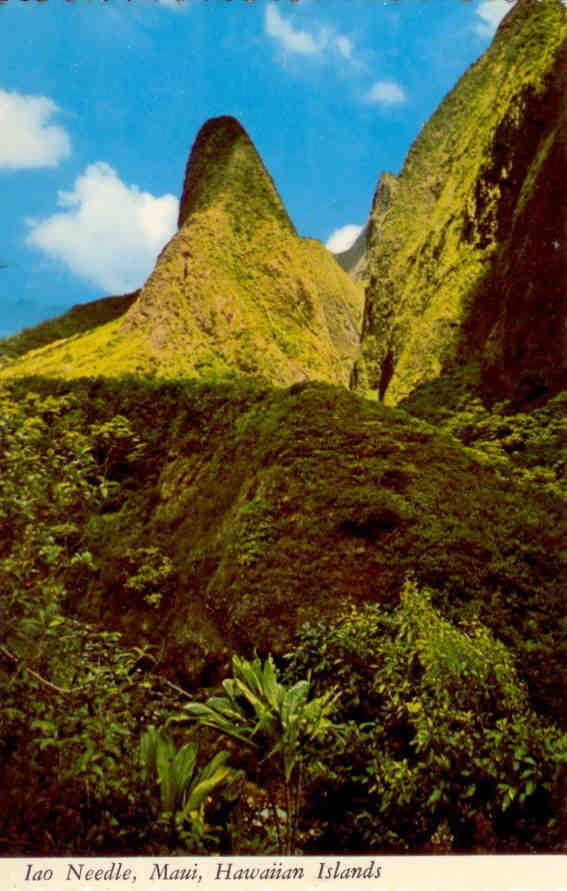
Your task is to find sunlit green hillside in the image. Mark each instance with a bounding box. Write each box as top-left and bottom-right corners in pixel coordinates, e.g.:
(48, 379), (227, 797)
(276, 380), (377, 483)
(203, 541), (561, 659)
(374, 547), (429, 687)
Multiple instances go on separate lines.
(358, 0), (566, 405)
(1, 118), (363, 387)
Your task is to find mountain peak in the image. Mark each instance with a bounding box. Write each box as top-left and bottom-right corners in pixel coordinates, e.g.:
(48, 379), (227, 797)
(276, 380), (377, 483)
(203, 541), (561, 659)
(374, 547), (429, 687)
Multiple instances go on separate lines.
(177, 115), (294, 233)
(2, 114), (363, 388)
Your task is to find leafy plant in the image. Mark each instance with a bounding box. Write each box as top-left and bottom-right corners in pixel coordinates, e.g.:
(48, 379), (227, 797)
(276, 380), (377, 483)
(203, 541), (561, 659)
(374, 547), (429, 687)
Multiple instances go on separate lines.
(185, 654), (338, 853)
(122, 546), (177, 609)
(140, 726), (241, 851)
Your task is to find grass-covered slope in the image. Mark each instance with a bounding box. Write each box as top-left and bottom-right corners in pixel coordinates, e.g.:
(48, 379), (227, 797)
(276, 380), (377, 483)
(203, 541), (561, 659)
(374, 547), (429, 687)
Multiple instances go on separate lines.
(0, 292), (138, 365)
(3, 375), (564, 725)
(357, 0), (567, 405)
(2, 118), (363, 387)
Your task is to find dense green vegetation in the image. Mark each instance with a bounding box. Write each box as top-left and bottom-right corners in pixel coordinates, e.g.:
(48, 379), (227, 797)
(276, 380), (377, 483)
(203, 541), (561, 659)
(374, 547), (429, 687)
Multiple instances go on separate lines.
(1, 1), (565, 860)
(402, 365), (567, 497)
(284, 582), (566, 852)
(0, 374), (565, 853)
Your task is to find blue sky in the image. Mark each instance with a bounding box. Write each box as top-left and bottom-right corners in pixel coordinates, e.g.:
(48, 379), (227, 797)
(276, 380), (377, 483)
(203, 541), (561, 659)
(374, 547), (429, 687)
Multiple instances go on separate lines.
(0, 0), (515, 337)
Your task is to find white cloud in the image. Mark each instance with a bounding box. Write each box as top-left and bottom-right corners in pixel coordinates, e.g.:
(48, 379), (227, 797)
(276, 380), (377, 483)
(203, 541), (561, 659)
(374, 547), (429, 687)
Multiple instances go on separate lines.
(0, 89), (71, 170)
(264, 5), (357, 66)
(26, 163), (178, 293)
(363, 80), (407, 106)
(265, 5), (320, 55)
(326, 224), (364, 254)
(474, 1), (516, 37)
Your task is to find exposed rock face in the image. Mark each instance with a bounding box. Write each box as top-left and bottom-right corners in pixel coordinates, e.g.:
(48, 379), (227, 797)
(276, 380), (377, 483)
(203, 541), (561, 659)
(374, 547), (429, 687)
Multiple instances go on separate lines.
(3, 116), (363, 387)
(357, 0), (567, 405)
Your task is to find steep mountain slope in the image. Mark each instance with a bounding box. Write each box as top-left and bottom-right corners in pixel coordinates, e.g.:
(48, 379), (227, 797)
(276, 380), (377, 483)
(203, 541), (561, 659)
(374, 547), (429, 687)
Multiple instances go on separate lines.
(0, 291), (138, 365)
(357, 0), (567, 405)
(2, 118), (363, 387)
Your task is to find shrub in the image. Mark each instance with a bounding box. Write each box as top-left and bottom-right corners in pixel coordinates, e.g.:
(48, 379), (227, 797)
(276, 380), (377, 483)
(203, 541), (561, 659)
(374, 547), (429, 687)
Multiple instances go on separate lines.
(286, 580), (567, 852)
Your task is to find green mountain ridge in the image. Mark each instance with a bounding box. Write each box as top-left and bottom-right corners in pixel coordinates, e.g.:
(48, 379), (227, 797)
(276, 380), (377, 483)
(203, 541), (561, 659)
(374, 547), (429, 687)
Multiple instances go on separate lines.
(0, 291), (139, 364)
(2, 2), (567, 857)
(1, 117), (363, 388)
(357, 0), (567, 405)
